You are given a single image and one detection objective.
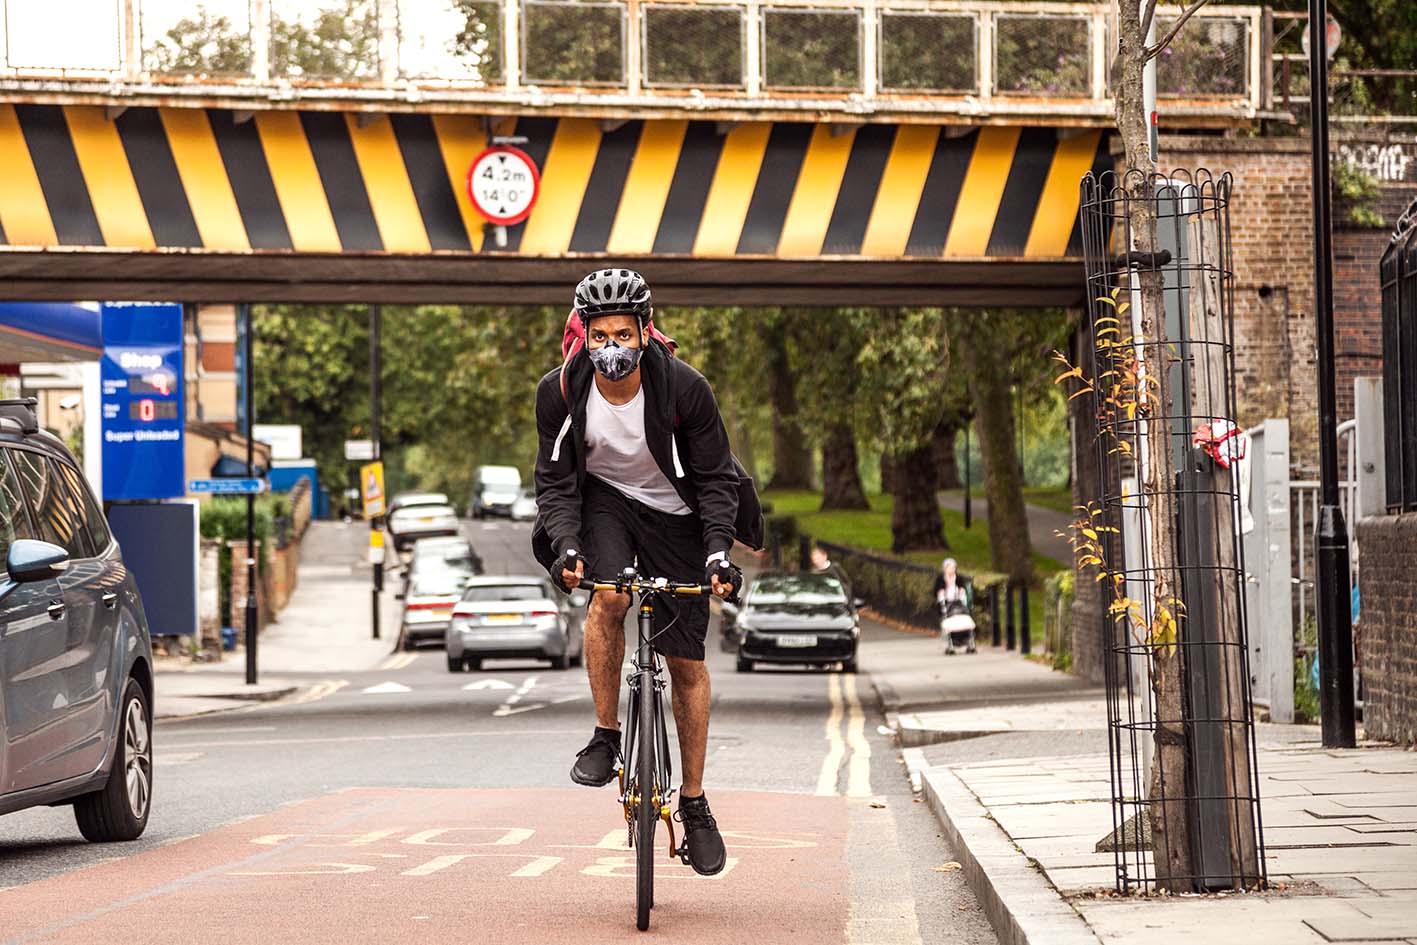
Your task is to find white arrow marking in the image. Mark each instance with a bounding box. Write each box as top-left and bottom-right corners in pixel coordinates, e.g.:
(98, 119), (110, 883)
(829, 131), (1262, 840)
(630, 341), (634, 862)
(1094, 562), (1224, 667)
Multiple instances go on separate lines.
(363, 681), (412, 694)
(492, 693), (582, 717)
(464, 679), (515, 691)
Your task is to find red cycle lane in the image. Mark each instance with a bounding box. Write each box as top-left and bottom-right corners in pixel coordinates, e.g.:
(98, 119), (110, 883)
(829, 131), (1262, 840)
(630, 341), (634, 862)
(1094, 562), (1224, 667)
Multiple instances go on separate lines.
(0, 788), (849, 945)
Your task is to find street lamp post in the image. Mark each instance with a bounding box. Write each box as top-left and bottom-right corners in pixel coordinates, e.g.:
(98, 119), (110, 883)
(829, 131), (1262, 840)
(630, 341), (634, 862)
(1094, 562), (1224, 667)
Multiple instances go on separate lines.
(242, 303), (258, 686)
(1307, 0), (1356, 748)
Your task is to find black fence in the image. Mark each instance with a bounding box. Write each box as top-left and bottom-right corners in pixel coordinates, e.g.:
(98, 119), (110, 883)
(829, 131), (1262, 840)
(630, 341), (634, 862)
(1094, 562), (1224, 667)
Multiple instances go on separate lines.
(1079, 168), (1265, 893)
(1380, 199), (1417, 514)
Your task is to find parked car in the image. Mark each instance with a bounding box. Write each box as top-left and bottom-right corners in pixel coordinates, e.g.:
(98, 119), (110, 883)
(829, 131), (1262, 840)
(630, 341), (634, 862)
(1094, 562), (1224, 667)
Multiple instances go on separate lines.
(509, 488), (537, 522)
(445, 576), (587, 672)
(400, 569), (471, 649)
(0, 398), (155, 842)
(387, 502), (460, 553)
(469, 465), (522, 519)
(399, 535), (483, 600)
(387, 491), (449, 518)
(720, 571), (861, 673)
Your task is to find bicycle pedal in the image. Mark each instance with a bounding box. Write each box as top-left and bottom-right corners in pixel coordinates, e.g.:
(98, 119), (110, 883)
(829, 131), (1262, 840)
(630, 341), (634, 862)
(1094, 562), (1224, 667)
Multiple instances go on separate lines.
(675, 843), (691, 866)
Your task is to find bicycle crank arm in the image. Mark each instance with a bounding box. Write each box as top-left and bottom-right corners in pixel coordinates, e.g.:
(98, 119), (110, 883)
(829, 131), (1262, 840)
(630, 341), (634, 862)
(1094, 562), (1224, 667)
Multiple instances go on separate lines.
(661, 805), (678, 860)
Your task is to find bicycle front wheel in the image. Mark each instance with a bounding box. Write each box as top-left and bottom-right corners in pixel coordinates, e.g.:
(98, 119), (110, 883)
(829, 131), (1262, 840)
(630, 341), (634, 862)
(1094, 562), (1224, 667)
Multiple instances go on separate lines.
(635, 671), (656, 931)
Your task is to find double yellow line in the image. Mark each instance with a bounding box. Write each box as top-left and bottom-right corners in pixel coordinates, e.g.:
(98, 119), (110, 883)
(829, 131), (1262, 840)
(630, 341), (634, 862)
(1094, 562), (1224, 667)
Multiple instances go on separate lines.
(816, 673), (872, 797)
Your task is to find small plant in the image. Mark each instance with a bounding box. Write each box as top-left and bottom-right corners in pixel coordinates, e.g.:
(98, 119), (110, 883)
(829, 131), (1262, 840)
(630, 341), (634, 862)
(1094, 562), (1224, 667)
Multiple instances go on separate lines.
(1333, 161), (1385, 228)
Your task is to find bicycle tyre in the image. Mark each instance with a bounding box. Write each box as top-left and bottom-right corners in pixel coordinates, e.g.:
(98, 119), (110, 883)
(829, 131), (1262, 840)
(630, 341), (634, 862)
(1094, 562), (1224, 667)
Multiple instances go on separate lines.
(635, 672), (656, 931)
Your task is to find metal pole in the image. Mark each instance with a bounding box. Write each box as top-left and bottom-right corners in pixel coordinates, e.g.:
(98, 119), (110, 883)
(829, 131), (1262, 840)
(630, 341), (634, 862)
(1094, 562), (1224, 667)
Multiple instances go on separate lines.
(1006, 582), (1017, 650)
(963, 421), (973, 529)
(242, 303), (258, 685)
(370, 304), (383, 641)
(1307, 0), (1355, 748)
(1020, 585), (1031, 654)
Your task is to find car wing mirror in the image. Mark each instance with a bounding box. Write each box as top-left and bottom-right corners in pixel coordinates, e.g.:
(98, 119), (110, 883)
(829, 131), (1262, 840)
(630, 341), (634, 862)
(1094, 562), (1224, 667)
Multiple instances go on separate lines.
(852, 597), (866, 609)
(568, 590), (590, 608)
(7, 539), (70, 584)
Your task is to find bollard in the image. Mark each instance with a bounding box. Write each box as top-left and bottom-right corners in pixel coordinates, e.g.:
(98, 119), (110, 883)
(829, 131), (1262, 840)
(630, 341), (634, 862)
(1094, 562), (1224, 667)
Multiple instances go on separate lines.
(990, 585), (1002, 647)
(798, 534), (812, 571)
(1006, 582), (1017, 650)
(1020, 585), (1031, 654)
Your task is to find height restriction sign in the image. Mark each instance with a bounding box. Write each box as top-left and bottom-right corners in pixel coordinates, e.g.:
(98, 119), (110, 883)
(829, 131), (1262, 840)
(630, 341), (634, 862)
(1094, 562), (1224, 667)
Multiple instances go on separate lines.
(467, 146), (541, 226)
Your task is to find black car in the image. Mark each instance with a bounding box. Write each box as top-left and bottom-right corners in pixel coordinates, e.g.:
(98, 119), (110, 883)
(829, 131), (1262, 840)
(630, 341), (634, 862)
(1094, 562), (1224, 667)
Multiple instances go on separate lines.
(721, 571), (860, 673)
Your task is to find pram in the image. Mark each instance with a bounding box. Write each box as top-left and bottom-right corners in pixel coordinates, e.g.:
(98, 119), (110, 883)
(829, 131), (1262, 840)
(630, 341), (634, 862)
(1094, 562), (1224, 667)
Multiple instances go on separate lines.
(939, 598), (977, 655)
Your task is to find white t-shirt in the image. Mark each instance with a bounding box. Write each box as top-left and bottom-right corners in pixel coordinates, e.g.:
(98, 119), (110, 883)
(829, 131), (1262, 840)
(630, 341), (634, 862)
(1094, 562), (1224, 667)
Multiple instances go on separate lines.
(584, 382), (692, 516)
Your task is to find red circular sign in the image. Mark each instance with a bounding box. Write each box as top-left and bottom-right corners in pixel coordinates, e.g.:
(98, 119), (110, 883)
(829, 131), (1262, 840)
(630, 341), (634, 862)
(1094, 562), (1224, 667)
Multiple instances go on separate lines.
(466, 146), (541, 226)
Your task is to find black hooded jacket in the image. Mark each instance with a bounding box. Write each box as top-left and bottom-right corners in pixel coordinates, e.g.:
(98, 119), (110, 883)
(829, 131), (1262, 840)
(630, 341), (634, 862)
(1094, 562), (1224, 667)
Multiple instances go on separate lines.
(531, 338), (745, 575)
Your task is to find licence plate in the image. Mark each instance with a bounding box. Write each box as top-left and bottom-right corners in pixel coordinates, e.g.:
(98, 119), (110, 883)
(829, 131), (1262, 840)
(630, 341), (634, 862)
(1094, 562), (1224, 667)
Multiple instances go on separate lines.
(484, 614), (521, 623)
(775, 634), (817, 648)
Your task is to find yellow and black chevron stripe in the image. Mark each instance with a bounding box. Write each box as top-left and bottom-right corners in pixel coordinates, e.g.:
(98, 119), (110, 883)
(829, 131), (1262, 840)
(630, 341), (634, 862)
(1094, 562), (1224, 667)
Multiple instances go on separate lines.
(0, 106), (1109, 260)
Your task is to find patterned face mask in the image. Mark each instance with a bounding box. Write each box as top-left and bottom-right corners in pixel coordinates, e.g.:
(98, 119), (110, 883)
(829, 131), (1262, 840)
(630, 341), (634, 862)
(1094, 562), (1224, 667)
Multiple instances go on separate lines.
(588, 338), (642, 381)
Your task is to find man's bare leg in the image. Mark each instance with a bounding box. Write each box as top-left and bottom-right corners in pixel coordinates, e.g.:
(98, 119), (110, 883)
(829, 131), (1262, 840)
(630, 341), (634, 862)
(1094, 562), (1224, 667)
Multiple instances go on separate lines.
(665, 655), (711, 796)
(584, 592), (630, 729)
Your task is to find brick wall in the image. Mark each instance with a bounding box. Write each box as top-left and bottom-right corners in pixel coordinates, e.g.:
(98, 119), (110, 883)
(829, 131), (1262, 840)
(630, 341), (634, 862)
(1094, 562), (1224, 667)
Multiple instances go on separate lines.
(1356, 513), (1417, 746)
(1334, 181), (1417, 420)
(1159, 136), (1320, 469)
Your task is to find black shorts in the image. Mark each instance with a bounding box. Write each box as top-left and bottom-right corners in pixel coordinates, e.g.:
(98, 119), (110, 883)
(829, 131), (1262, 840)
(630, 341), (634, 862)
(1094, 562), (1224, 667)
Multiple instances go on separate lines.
(580, 476), (709, 661)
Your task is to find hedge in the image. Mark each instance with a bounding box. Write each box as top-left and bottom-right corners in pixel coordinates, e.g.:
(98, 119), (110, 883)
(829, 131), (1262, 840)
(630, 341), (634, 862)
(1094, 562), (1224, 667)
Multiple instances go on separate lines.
(812, 538), (1006, 633)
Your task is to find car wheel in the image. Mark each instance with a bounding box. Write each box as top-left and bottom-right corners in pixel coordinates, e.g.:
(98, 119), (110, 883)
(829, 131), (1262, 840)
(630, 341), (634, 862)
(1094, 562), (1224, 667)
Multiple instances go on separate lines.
(841, 657), (858, 674)
(552, 649), (571, 671)
(74, 677), (152, 843)
(466, 657), (482, 672)
(447, 655), (464, 672)
(401, 634), (417, 651)
(735, 656), (753, 673)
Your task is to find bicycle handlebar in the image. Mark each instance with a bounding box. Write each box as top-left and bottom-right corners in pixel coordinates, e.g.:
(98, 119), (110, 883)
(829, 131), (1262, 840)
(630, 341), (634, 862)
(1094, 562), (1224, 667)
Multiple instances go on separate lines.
(577, 577), (710, 596)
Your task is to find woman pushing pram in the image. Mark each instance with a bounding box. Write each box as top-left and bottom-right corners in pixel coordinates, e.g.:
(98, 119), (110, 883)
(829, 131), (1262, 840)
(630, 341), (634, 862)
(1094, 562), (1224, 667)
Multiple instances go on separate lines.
(934, 558), (977, 655)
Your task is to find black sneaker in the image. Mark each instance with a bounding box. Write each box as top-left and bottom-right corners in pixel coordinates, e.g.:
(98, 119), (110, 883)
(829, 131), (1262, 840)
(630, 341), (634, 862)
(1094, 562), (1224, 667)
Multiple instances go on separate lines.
(570, 727), (620, 787)
(675, 793), (727, 876)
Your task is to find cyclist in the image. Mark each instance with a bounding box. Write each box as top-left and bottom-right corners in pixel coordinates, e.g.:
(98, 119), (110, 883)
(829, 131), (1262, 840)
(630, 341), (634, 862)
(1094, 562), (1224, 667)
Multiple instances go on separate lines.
(531, 268), (741, 877)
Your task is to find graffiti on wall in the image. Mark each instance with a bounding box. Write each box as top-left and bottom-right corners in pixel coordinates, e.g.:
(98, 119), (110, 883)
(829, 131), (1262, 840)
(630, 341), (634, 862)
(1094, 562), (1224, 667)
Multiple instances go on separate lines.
(1339, 143), (1414, 182)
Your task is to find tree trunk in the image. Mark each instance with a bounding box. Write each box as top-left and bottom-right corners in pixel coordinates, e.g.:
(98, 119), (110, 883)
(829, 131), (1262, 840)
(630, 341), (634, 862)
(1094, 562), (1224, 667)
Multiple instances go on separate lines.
(890, 444), (946, 553)
(765, 322), (812, 490)
(821, 421), (869, 510)
(880, 452), (896, 495)
(961, 323), (1033, 587)
(933, 417), (963, 490)
(1116, 0), (1191, 890)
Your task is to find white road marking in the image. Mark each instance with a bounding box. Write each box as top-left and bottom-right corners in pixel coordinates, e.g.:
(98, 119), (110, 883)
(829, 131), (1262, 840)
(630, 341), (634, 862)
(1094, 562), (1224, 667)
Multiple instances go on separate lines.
(232, 863), (376, 876)
(403, 827), (533, 847)
(843, 674), (873, 798)
(161, 728), (582, 750)
(492, 675), (540, 717)
(493, 693), (583, 717)
(464, 679), (515, 691)
(158, 725), (277, 734)
(815, 672), (847, 796)
(401, 854), (561, 878)
(155, 751), (204, 766)
(363, 681), (413, 694)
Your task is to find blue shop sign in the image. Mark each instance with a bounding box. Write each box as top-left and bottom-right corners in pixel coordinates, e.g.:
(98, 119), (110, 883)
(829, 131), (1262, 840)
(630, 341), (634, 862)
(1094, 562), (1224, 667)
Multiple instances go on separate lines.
(100, 303), (185, 501)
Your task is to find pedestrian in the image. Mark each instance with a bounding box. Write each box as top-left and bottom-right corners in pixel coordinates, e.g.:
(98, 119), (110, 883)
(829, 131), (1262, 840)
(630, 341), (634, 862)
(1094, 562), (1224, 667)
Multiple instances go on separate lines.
(933, 558), (971, 612)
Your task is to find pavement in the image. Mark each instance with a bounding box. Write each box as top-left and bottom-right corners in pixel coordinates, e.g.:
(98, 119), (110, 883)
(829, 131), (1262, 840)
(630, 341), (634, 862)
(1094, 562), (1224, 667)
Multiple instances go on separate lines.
(152, 520), (403, 719)
(864, 625), (1417, 945)
(938, 491), (1074, 564)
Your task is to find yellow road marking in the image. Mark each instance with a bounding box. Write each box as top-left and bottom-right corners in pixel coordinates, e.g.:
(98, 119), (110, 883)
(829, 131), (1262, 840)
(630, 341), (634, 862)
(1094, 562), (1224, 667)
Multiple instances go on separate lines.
(815, 672), (846, 796)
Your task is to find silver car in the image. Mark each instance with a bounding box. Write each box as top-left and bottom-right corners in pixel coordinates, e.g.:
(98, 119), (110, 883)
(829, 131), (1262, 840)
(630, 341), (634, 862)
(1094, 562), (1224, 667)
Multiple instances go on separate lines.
(445, 576), (586, 672)
(0, 399), (154, 842)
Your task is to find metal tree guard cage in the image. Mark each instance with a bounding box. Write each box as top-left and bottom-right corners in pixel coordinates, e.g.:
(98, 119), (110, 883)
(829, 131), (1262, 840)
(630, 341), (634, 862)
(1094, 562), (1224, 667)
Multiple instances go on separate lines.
(1077, 168), (1266, 893)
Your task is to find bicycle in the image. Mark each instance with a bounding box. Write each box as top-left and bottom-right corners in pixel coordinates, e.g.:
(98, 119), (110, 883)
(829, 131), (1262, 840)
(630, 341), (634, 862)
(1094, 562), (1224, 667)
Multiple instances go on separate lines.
(578, 569), (709, 932)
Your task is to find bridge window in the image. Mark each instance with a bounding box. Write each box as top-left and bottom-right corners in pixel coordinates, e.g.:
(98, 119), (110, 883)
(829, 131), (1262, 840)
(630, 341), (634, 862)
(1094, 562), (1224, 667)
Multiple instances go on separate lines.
(994, 13), (1090, 96)
(142, 0), (254, 75)
(879, 11), (976, 94)
(523, 0), (626, 86)
(399, 0), (503, 83)
(8, 0), (122, 72)
(762, 7), (861, 91)
(1157, 15), (1249, 99)
(270, 0), (382, 80)
(643, 4), (745, 88)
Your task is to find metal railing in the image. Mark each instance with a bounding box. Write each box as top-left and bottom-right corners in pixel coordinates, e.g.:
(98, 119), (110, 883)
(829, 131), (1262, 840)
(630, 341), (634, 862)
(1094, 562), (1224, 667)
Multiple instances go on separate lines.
(0, 0), (1266, 119)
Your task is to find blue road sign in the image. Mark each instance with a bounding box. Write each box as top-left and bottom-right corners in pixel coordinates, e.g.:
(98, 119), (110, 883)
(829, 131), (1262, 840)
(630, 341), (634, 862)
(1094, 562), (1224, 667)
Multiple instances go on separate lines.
(188, 478), (267, 495)
(100, 302), (185, 501)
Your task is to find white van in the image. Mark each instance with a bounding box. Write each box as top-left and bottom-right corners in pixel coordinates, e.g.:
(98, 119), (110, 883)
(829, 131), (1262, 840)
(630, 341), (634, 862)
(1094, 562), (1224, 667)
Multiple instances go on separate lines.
(470, 465), (523, 519)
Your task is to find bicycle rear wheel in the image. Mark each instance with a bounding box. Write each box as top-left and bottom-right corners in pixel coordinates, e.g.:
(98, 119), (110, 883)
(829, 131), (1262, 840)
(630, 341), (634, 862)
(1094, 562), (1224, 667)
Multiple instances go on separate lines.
(635, 671), (656, 931)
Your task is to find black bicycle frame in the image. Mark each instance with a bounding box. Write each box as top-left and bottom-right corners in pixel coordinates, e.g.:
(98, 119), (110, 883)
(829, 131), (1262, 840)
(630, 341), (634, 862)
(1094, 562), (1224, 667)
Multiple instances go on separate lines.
(621, 594), (674, 822)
